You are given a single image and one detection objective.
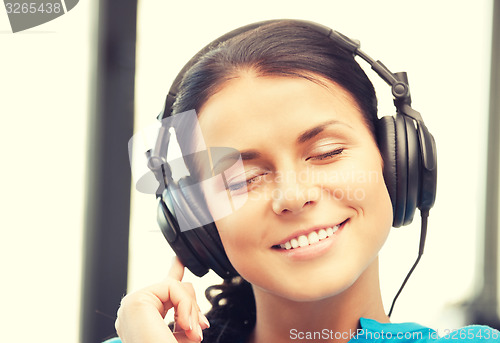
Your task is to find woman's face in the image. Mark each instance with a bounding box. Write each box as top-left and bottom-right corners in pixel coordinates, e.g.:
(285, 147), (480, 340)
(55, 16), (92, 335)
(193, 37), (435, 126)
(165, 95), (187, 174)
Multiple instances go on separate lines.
(197, 74), (393, 301)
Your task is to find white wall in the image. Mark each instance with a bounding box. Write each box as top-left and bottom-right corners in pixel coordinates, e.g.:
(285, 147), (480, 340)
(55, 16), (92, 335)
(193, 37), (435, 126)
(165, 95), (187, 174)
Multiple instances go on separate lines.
(131, 0), (494, 332)
(0, 1), (93, 342)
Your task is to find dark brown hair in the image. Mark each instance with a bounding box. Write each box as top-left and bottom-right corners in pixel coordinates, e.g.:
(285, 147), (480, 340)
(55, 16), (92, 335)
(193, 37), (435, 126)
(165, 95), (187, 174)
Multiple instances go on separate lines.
(173, 21), (378, 135)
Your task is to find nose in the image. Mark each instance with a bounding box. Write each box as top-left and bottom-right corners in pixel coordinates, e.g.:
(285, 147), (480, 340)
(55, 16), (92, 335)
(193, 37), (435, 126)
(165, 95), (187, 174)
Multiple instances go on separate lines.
(271, 171), (319, 215)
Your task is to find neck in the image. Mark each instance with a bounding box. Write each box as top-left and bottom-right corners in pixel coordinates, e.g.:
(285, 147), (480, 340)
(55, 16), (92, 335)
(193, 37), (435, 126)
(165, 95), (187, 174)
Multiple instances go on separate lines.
(247, 258), (389, 343)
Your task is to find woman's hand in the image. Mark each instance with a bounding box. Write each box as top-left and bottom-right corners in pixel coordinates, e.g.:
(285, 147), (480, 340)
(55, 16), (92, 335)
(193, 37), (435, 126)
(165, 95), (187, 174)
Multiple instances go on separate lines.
(115, 257), (210, 343)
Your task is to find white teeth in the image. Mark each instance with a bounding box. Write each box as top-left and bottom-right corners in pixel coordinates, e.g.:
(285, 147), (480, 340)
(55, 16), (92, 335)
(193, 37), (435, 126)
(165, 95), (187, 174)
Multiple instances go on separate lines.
(278, 223), (344, 250)
(298, 235), (309, 247)
(307, 231), (319, 244)
(318, 229), (327, 240)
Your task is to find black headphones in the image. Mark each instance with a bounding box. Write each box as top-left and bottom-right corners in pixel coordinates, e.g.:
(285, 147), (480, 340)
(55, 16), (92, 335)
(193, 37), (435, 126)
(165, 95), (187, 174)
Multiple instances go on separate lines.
(146, 19), (437, 280)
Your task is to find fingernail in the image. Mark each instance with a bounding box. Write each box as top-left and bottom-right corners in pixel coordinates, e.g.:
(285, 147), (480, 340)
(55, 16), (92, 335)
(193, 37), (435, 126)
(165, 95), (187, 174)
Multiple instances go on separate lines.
(189, 316), (193, 331)
(198, 325), (204, 341)
(200, 311), (210, 328)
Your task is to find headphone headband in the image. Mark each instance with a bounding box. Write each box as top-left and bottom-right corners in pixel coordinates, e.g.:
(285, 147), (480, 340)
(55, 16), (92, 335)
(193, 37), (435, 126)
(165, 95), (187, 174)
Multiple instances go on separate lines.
(160, 19), (414, 120)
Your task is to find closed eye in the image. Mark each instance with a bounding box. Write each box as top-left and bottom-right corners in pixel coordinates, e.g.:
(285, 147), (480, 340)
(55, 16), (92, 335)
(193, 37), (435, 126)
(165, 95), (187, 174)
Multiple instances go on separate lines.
(227, 173), (269, 192)
(305, 148), (344, 161)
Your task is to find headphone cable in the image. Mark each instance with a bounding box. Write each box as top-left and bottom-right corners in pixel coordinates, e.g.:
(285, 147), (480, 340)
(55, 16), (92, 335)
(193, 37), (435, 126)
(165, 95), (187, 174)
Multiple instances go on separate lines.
(388, 209), (429, 317)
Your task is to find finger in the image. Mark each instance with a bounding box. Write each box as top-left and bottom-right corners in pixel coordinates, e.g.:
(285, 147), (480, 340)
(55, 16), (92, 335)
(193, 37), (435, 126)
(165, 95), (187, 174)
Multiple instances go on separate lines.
(182, 282), (197, 299)
(186, 310), (204, 342)
(173, 319), (181, 333)
(174, 331), (204, 343)
(168, 256), (185, 281)
(176, 297), (194, 332)
(182, 282), (203, 314)
(191, 302), (202, 337)
(173, 306), (203, 342)
(129, 279), (194, 320)
(180, 282), (206, 332)
(170, 283), (203, 341)
(182, 282), (200, 313)
(116, 298), (179, 343)
(198, 311), (210, 330)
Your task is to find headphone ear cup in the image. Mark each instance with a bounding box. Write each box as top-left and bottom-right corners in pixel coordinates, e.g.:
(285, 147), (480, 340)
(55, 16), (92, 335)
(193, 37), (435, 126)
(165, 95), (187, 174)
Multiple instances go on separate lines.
(158, 180), (223, 278)
(377, 115), (436, 228)
(393, 114), (409, 228)
(377, 116), (398, 226)
(176, 177), (238, 279)
(402, 115), (420, 225)
(157, 190), (209, 277)
(416, 123), (438, 211)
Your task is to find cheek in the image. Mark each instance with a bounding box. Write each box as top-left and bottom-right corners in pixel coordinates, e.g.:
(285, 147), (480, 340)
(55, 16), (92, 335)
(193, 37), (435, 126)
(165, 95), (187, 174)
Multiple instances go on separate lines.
(348, 156), (393, 244)
(327, 149), (392, 235)
(212, 199), (265, 268)
(365, 157), (393, 225)
(353, 165), (392, 213)
(364, 174), (393, 244)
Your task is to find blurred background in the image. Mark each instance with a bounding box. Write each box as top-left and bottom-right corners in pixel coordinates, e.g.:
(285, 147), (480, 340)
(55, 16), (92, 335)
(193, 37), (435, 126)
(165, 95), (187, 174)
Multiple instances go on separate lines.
(1, 0), (499, 342)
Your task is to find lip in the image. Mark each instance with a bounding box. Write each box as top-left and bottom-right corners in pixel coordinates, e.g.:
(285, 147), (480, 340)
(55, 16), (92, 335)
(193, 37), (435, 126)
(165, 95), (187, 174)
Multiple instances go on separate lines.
(272, 219), (348, 247)
(271, 219), (349, 260)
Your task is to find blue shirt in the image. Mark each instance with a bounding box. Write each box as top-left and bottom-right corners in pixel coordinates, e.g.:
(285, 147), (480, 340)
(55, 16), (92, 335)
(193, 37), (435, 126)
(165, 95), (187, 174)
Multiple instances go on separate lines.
(351, 317), (499, 342)
(103, 317), (500, 342)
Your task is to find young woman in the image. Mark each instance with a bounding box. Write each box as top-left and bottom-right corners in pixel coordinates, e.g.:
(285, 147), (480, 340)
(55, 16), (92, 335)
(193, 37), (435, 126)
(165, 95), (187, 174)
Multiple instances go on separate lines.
(112, 20), (497, 343)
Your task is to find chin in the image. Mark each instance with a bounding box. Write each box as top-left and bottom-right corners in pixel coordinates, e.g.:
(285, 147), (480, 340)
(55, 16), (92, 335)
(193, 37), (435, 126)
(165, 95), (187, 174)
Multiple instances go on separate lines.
(255, 266), (362, 303)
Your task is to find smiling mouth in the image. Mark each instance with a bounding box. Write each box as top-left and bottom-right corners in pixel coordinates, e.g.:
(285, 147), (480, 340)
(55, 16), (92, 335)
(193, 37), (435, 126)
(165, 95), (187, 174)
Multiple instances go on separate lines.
(272, 219), (348, 250)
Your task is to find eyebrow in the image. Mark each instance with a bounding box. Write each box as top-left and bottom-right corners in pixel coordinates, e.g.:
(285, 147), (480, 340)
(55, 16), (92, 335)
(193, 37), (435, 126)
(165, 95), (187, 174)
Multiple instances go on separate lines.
(240, 150), (261, 161)
(210, 120), (350, 174)
(211, 150), (261, 175)
(296, 119), (352, 144)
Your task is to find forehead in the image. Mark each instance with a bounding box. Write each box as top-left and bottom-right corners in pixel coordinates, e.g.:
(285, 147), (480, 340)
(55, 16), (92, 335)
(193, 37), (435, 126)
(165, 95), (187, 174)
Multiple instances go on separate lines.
(196, 75), (368, 148)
